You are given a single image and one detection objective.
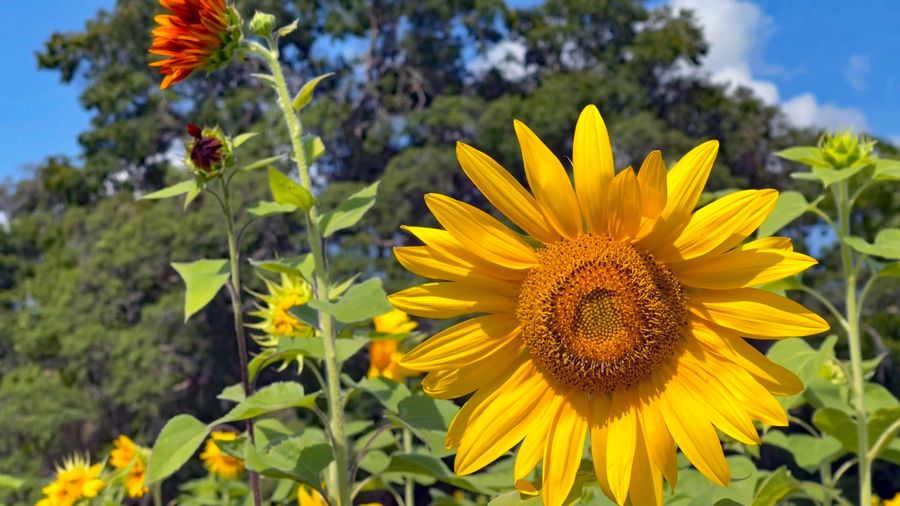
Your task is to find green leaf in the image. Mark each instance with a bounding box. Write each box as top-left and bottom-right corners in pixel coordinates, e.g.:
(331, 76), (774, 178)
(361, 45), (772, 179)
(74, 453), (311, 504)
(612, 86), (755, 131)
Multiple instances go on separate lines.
(247, 348), (303, 382)
(357, 377), (412, 412)
(776, 146), (829, 167)
(292, 73), (333, 110)
(146, 415), (210, 484)
(217, 383), (246, 403)
(762, 431), (842, 472)
(247, 201), (297, 217)
(302, 135), (325, 164)
(268, 167), (315, 211)
(307, 277), (392, 323)
(328, 274), (360, 300)
(844, 228), (900, 259)
(386, 454), (492, 494)
(752, 467), (799, 506)
(276, 19), (299, 38)
(869, 407), (900, 465)
(277, 336), (368, 362)
(874, 158), (900, 180)
(138, 179), (197, 201)
(245, 434), (333, 485)
(791, 165), (866, 188)
(238, 155), (285, 172)
(232, 132), (258, 148)
(390, 394), (459, 458)
(183, 180), (202, 210)
(250, 255), (314, 281)
(318, 181), (380, 237)
(213, 382), (318, 425)
(878, 262), (900, 277)
(757, 191), (811, 237)
(171, 259), (230, 322)
(0, 474), (24, 490)
(864, 382), (899, 413)
(766, 336), (840, 409)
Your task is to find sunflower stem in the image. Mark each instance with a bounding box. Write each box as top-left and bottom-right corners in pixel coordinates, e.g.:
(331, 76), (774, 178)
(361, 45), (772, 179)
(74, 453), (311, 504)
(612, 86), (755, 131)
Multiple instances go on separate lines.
(249, 40), (352, 506)
(403, 426), (414, 506)
(835, 180), (870, 505)
(220, 178), (262, 506)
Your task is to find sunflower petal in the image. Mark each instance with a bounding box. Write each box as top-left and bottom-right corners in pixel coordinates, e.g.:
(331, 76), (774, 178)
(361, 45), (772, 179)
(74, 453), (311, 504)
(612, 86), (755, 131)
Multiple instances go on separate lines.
(573, 105), (615, 235)
(515, 414), (551, 495)
(607, 167), (642, 241)
(606, 389), (637, 504)
(457, 142), (559, 244)
(628, 428), (663, 506)
(422, 346), (526, 399)
(401, 226), (526, 282)
(589, 394), (615, 502)
(542, 391), (589, 506)
(689, 288), (829, 338)
(678, 356), (761, 445)
(672, 248), (817, 289)
(401, 314), (521, 370)
(389, 282), (515, 319)
(514, 120), (582, 238)
(637, 150), (667, 220)
(394, 246), (522, 287)
(636, 387), (678, 489)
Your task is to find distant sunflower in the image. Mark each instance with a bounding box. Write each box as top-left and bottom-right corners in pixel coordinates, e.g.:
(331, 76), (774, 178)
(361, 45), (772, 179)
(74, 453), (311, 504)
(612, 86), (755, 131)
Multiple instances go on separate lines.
(109, 435), (149, 498)
(297, 485), (381, 506)
(247, 273), (314, 348)
(36, 455), (105, 506)
(391, 105), (828, 506)
(200, 431), (244, 479)
(149, 0), (241, 89)
(368, 309), (419, 382)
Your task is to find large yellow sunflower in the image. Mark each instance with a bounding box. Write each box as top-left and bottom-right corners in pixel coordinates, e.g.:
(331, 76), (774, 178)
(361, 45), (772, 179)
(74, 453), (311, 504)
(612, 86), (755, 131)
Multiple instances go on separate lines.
(390, 105), (828, 506)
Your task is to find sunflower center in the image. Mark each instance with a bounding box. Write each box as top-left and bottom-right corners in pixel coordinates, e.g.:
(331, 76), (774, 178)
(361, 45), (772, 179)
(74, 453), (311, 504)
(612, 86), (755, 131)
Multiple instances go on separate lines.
(517, 234), (687, 393)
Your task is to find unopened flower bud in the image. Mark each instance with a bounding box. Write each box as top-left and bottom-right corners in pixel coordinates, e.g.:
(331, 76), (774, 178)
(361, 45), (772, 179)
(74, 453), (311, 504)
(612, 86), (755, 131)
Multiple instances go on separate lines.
(185, 125), (233, 177)
(819, 129), (875, 169)
(249, 11), (277, 38)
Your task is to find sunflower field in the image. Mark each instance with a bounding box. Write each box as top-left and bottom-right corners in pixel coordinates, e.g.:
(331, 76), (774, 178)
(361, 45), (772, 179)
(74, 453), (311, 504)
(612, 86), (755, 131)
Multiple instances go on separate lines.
(1, 1), (898, 506)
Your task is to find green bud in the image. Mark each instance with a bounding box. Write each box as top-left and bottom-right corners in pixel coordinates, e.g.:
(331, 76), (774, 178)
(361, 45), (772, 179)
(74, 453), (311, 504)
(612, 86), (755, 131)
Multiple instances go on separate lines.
(818, 129), (875, 169)
(249, 11), (277, 38)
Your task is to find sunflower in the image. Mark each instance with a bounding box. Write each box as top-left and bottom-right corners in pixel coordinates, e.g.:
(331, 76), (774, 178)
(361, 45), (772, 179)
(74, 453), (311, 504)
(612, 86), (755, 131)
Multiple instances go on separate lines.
(36, 456), (105, 506)
(149, 0), (242, 89)
(200, 431), (244, 479)
(109, 435), (149, 498)
(368, 309), (419, 381)
(297, 485), (381, 506)
(390, 105), (828, 506)
(247, 273), (314, 348)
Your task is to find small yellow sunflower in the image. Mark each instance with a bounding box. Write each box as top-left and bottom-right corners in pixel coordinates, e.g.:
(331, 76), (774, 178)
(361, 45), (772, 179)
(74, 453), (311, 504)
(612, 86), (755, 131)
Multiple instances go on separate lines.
(109, 435), (149, 498)
(36, 455), (105, 506)
(390, 105), (829, 506)
(200, 431), (244, 479)
(297, 485), (382, 506)
(248, 273), (314, 348)
(368, 309), (419, 382)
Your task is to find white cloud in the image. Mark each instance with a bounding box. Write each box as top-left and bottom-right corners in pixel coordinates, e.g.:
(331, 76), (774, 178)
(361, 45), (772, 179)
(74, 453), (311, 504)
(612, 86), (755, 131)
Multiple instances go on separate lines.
(843, 54), (869, 91)
(669, 0), (869, 131)
(468, 39), (535, 81)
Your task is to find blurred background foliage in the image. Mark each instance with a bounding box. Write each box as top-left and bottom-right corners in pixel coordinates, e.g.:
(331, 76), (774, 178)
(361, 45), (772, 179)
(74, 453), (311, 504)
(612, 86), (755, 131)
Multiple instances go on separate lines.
(0, 0), (896, 503)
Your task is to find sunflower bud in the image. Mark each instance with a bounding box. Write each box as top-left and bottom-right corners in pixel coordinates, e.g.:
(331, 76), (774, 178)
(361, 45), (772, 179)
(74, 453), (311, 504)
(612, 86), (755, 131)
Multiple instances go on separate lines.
(249, 11), (277, 37)
(186, 124), (233, 177)
(819, 129), (875, 169)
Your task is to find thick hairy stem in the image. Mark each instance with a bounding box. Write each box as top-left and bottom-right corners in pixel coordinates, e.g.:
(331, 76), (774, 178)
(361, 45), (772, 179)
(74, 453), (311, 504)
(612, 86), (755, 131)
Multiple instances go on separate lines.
(221, 179), (262, 506)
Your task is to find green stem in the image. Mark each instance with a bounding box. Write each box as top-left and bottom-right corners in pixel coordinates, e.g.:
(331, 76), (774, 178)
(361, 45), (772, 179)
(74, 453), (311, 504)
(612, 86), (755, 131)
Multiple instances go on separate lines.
(868, 417), (900, 462)
(403, 427), (414, 506)
(220, 179), (263, 506)
(152, 483), (162, 506)
(248, 40), (352, 506)
(836, 180), (870, 505)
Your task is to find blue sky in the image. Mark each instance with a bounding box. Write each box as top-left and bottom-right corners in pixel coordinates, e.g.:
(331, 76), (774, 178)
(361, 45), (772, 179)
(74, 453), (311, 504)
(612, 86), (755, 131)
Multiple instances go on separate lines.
(1, 0), (898, 179)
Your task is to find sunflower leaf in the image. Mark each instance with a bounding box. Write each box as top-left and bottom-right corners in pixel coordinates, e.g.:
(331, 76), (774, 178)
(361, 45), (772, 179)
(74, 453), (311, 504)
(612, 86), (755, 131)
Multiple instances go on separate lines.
(232, 132), (258, 148)
(307, 277), (391, 323)
(138, 179), (197, 201)
(292, 73), (333, 111)
(171, 259), (231, 322)
(247, 200), (297, 217)
(843, 229), (900, 259)
(213, 382), (318, 425)
(268, 167), (315, 211)
(146, 415), (210, 484)
(318, 181), (380, 237)
(239, 155), (286, 172)
(874, 158), (900, 180)
(757, 191), (811, 237)
(250, 255), (314, 282)
(776, 146), (830, 168)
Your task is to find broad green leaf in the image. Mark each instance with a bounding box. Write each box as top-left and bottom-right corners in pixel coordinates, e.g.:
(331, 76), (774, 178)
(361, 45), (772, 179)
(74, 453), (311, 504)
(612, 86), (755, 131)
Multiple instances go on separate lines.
(238, 155), (285, 172)
(302, 135), (325, 164)
(766, 336), (839, 409)
(0, 474), (24, 490)
(276, 19), (299, 38)
(247, 200), (297, 217)
(752, 467), (798, 506)
(245, 434), (333, 485)
(171, 259), (230, 321)
(318, 181), (380, 237)
(146, 415), (210, 484)
(874, 158), (900, 180)
(328, 274), (360, 300)
(292, 73), (333, 110)
(844, 228), (900, 259)
(864, 382), (899, 413)
(776, 146), (829, 168)
(217, 383), (245, 403)
(869, 407), (900, 465)
(762, 431), (842, 472)
(358, 450), (391, 475)
(790, 165), (866, 188)
(232, 132), (258, 148)
(214, 382), (317, 425)
(268, 167), (315, 211)
(250, 255), (314, 282)
(757, 191), (811, 237)
(390, 394), (458, 458)
(247, 348), (303, 382)
(357, 377), (412, 412)
(276, 336), (367, 362)
(138, 179), (197, 201)
(183, 180), (202, 209)
(878, 262), (900, 277)
(386, 454), (492, 494)
(307, 277), (392, 323)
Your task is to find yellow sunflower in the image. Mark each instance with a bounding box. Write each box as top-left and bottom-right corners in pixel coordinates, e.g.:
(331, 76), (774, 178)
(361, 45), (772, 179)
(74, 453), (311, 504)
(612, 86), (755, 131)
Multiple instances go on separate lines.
(36, 455), (105, 506)
(390, 105), (828, 506)
(109, 435), (149, 498)
(247, 273), (314, 348)
(297, 484), (382, 506)
(368, 309), (419, 381)
(200, 431), (244, 479)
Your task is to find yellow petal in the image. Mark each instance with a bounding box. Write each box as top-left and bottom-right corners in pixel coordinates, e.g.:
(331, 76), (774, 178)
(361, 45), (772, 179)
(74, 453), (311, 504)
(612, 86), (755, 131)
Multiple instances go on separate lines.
(655, 189), (778, 263)
(637, 150), (667, 219)
(514, 120), (582, 238)
(636, 383), (678, 489)
(453, 361), (554, 474)
(589, 394), (615, 502)
(401, 314), (521, 370)
(393, 246), (523, 288)
(425, 193), (537, 270)
(671, 248), (817, 289)
(627, 427), (663, 506)
(737, 237), (793, 251)
(515, 412), (552, 495)
(573, 105), (614, 235)
(422, 345), (526, 399)
(607, 167), (642, 241)
(689, 288), (830, 338)
(456, 142), (559, 244)
(401, 226), (526, 282)
(542, 391), (590, 506)
(656, 367), (731, 486)
(606, 389), (637, 505)
(711, 358), (789, 426)
(389, 282), (515, 319)
(688, 318), (803, 396)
